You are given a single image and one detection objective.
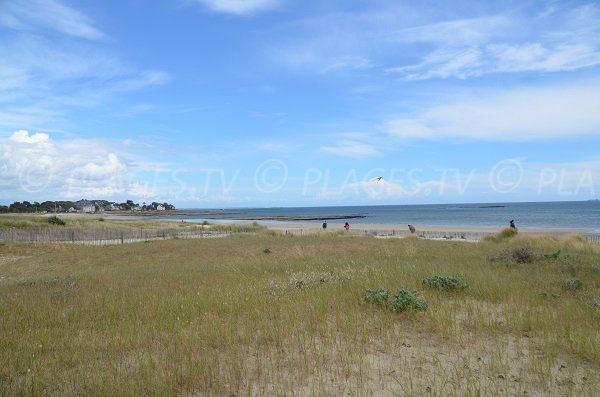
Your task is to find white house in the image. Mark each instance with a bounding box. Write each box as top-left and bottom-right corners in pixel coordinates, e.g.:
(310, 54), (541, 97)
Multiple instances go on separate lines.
(77, 200), (96, 213)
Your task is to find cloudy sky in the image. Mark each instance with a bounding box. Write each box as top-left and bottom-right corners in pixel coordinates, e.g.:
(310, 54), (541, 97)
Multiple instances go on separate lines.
(1, 0), (599, 207)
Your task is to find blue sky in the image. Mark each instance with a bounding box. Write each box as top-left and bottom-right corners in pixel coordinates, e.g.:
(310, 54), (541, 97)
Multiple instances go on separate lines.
(1, 0), (599, 207)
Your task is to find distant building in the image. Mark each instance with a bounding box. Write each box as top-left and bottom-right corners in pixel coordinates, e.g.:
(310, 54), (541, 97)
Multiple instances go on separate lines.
(77, 200), (96, 213)
(156, 204), (165, 211)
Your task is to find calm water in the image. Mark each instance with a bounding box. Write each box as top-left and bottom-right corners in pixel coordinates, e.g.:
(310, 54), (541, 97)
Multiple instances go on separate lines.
(170, 201), (600, 232)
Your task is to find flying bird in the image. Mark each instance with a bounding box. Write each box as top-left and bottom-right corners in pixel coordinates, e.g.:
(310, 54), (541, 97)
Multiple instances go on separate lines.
(373, 176), (383, 183)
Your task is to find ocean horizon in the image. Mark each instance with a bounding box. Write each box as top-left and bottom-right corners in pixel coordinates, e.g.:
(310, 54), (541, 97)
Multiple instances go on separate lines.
(167, 200), (600, 233)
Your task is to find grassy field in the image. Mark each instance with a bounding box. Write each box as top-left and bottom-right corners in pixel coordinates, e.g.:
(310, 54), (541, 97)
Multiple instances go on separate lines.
(1, 230), (599, 396)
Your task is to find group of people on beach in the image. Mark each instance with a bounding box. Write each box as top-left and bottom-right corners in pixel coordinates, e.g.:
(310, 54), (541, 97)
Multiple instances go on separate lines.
(323, 219), (517, 232)
(322, 221), (351, 231)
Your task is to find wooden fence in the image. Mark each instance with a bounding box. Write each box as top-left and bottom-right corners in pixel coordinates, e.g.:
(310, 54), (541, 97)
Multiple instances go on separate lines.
(363, 229), (600, 244)
(2, 227), (599, 245)
(0, 227), (230, 245)
(585, 234), (600, 244)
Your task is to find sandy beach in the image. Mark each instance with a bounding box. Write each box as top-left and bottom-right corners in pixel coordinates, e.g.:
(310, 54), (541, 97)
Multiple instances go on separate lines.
(263, 221), (591, 236)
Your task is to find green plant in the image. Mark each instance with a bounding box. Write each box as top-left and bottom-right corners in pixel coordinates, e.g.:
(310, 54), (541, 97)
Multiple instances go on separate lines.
(423, 275), (468, 291)
(263, 248), (272, 254)
(540, 291), (560, 299)
(389, 288), (428, 312)
(47, 215), (66, 226)
(363, 288), (390, 307)
(512, 245), (538, 263)
(484, 227), (518, 242)
(544, 249), (561, 259)
(564, 278), (583, 291)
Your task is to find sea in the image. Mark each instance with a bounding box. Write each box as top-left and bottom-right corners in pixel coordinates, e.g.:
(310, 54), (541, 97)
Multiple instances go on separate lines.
(165, 201), (600, 233)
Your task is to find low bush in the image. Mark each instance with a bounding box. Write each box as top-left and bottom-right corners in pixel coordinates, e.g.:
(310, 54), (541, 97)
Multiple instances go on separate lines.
(512, 245), (538, 263)
(389, 289), (428, 312)
(363, 288), (390, 307)
(423, 275), (468, 291)
(564, 278), (583, 291)
(489, 244), (542, 264)
(47, 216), (66, 226)
(484, 227), (518, 242)
(364, 287), (428, 312)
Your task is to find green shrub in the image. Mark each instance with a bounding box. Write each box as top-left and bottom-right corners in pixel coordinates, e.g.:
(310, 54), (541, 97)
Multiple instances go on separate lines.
(512, 245), (538, 263)
(47, 216), (66, 226)
(364, 288), (428, 312)
(363, 288), (390, 307)
(564, 278), (583, 291)
(484, 227), (518, 242)
(389, 289), (428, 312)
(263, 248), (272, 254)
(544, 249), (561, 259)
(540, 291), (560, 299)
(423, 275), (468, 291)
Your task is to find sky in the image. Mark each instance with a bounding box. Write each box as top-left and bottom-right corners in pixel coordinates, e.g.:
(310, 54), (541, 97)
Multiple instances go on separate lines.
(1, 0), (599, 208)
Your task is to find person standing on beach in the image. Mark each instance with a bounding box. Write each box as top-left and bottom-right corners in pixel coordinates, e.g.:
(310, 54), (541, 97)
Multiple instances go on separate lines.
(510, 219), (517, 229)
(322, 221), (327, 230)
(344, 222), (350, 231)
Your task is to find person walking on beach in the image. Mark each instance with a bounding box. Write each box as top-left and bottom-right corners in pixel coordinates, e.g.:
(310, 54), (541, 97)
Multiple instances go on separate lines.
(322, 221), (327, 230)
(344, 222), (350, 231)
(408, 224), (416, 234)
(510, 219), (517, 229)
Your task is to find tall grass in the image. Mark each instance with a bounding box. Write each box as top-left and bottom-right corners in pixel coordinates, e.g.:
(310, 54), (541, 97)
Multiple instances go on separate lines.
(1, 232), (599, 395)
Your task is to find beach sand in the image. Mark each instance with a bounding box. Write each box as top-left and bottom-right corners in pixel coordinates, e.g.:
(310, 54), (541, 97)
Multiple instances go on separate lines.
(264, 221), (579, 235)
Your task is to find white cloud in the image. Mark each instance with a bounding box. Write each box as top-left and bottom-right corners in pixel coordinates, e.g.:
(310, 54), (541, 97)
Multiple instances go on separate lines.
(440, 158), (600, 201)
(388, 4), (600, 80)
(386, 80), (600, 141)
(388, 15), (512, 46)
(316, 178), (451, 202)
(76, 153), (128, 180)
(266, 3), (600, 80)
(194, 0), (282, 15)
(343, 179), (405, 199)
(0, 0), (105, 40)
(0, 5), (168, 130)
(111, 70), (171, 92)
(321, 140), (380, 158)
(9, 130), (50, 144)
(0, 130), (147, 199)
(388, 47), (484, 80)
(321, 56), (375, 73)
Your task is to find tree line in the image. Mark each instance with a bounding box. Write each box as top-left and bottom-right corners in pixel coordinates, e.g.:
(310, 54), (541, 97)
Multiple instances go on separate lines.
(0, 200), (176, 213)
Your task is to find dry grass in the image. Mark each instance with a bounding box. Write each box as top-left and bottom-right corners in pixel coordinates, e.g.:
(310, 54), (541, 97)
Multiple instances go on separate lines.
(1, 232), (599, 396)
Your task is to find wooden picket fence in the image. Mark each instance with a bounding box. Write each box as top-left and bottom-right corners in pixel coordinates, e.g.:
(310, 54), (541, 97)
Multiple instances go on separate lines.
(2, 226), (598, 245)
(363, 229), (600, 244)
(0, 227), (230, 246)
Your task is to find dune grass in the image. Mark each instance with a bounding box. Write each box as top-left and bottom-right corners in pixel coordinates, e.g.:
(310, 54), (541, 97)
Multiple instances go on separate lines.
(1, 232), (599, 396)
(0, 214), (173, 230)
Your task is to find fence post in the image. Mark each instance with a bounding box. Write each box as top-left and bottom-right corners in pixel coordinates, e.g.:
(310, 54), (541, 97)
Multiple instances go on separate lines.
(121, 231), (124, 245)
